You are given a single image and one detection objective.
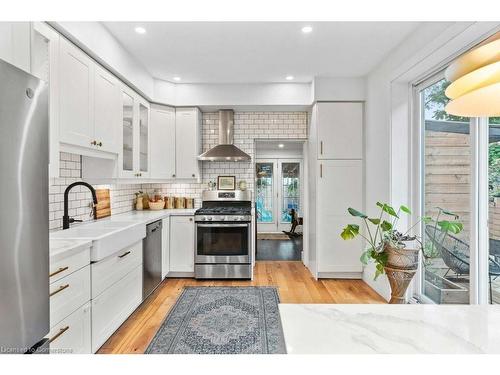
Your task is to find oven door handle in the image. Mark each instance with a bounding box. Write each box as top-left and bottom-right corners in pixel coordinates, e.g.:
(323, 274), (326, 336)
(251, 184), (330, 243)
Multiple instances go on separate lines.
(196, 223), (249, 228)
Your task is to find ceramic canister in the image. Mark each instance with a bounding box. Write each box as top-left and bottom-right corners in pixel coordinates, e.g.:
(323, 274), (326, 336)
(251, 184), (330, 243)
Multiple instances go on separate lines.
(165, 196), (174, 209)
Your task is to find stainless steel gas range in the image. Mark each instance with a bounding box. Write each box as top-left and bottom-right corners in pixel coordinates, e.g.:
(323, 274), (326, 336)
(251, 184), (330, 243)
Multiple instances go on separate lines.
(194, 190), (252, 279)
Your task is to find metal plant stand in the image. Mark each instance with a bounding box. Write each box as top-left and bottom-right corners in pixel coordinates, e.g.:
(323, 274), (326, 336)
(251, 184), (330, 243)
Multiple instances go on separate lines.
(384, 266), (417, 304)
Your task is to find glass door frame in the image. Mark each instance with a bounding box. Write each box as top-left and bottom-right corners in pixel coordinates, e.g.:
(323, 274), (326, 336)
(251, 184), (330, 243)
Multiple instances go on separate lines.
(255, 159), (278, 232)
(255, 158), (303, 233)
(277, 159), (303, 232)
(411, 70), (490, 305)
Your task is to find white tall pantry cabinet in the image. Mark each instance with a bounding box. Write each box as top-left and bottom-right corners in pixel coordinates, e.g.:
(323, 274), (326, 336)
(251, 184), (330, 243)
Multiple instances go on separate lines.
(308, 102), (364, 278)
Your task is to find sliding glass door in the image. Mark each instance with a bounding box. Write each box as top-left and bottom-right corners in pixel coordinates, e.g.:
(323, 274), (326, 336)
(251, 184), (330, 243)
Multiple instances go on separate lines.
(419, 77), (471, 304)
(488, 117), (500, 304)
(416, 73), (500, 305)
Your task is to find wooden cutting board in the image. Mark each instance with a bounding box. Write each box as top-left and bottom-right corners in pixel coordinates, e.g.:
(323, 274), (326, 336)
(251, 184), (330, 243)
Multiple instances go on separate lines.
(96, 189), (111, 219)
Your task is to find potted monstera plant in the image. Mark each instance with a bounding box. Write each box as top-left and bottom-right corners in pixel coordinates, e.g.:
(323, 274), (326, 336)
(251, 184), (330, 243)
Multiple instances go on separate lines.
(340, 202), (463, 303)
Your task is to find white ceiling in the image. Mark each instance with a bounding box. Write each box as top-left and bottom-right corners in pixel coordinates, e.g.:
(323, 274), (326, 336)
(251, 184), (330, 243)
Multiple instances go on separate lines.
(102, 22), (420, 84)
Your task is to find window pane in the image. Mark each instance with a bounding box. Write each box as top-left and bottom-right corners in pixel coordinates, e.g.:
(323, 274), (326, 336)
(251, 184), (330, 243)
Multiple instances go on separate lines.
(256, 163), (274, 223)
(422, 78), (471, 304)
(281, 162), (300, 222)
(488, 117), (500, 304)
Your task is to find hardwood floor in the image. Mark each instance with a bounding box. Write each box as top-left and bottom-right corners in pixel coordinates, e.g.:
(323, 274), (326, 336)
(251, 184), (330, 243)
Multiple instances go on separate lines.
(97, 261), (386, 354)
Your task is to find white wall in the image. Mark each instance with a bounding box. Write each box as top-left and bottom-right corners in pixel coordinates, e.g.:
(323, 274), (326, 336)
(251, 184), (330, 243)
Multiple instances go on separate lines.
(313, 77), (365, 101)
(364, 21), (500, 300)
(159, 82), (313, 107)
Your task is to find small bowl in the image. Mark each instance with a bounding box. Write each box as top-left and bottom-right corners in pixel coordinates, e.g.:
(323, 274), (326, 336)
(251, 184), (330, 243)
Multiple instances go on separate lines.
(149, 200), (165, 210)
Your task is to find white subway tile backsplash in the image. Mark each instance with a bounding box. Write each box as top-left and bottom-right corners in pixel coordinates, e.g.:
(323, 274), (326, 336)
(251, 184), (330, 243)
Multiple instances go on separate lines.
(48, 111), (307, 229)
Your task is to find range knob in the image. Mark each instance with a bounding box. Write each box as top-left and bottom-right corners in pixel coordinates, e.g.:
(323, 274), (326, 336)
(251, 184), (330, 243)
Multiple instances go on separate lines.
(201, 217), (206, 221)
(208, 217), (212, 221)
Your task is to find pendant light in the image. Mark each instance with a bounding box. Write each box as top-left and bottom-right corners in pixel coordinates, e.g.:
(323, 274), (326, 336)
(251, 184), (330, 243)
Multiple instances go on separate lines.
(445, 35), (500, 117)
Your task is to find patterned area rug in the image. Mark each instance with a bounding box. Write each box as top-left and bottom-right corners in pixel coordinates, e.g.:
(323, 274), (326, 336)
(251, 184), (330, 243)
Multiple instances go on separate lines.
(146, 287), (286, 354)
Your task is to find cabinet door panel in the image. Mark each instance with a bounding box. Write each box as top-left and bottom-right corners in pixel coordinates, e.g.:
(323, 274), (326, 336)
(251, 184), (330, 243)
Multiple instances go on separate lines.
(94, 66), (121, 154)
(59, 38), (93, 148)
(137, 99), (150, 177)
(317, 102), (363, 159)
(119, 88), (136, 178)
(175, 108), (200, 179)
(150, 105), (175, 179)
(48, 302), (91, 354)
(317, 160), (363, 273)
(91, 265), (142, 353)
(169, 216), (194, 273)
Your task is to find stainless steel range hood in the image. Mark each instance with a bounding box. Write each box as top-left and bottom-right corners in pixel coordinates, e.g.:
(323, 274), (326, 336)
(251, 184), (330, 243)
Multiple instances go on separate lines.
(198, 110), (251, 161)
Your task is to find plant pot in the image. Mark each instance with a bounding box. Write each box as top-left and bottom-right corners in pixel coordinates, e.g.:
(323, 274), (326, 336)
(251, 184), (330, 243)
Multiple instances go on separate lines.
(385, 244), (419, 270)
(384, 266), (417, 304)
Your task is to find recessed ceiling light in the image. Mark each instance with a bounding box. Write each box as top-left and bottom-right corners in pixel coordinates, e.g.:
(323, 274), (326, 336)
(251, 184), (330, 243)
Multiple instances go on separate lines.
(278, 143), (284, 148)
(173, 76), (181, 82)
(134, 26), (146, 34)
(301, 26), (313, 34)
(285, 75), (294, 81)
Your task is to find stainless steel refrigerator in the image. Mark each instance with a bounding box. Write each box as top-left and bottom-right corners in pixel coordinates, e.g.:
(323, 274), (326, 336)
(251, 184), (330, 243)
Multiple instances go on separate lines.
(0, 59), (49, 353)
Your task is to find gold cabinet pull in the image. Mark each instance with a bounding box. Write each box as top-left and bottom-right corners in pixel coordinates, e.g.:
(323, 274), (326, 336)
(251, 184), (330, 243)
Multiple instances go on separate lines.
(118, 251), (131, 258)
(48, 326), (69, 343)
(50, 284), (69, 297)
(320, 163), (323, 178)
(49, 266), (69, 278)
(320, 141), (323, 155)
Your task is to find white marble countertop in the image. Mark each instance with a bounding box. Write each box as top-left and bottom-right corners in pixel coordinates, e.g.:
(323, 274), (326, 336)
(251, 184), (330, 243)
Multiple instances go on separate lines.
(49, 238), (92, 263)
(103, 208), (197, 225)
(279, 304), (500, 354)
(49, 209), (196, 260)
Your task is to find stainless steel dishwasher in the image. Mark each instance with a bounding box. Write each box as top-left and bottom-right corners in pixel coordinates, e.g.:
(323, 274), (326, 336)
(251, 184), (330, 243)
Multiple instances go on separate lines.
(143, 220), (162, 300)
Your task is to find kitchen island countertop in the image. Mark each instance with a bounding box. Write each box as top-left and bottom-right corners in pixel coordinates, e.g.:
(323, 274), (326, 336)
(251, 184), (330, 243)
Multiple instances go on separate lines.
(279, 304), (500, 354)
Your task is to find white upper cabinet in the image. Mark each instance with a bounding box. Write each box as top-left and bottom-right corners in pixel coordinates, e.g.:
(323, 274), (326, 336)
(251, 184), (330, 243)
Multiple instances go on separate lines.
(175, 108), (201, 179)
(31, 22), (60, 178)
(59, 37), (94, 149)
(0, 22), (31, 73)
(93, 65), (121, 154)
(58, 37), (121, 157)
(137, 98), (150, 178)
(118, 87), (150, 179)
(316, 102), (363, 160)
(150, 104), (176, 179)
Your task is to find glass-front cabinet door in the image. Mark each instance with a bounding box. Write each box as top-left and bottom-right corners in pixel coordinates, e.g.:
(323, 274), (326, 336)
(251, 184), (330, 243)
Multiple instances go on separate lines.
(119, 88), (149, 178)
(138, 99), (150, 177)
(121, 90), (135, 177)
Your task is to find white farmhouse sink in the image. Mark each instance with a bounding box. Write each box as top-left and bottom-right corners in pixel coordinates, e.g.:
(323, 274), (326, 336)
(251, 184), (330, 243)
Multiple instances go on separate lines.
(50, 221), (146, 261)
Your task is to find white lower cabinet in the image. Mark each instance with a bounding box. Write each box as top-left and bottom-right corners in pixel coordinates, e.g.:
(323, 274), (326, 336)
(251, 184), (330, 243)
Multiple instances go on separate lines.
(91, 240), (142, 297)
(162, 217), (170, 279)
(48, 242), (92, 354)
(91, 265), (142, 353)
(50, 265), (90, 328)
(169, 215), (195, 274)
(48, 302), (91, 354)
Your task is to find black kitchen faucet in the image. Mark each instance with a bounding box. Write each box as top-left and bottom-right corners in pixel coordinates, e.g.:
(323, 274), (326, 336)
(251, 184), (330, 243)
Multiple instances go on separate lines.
(62, 181), (98, 229)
